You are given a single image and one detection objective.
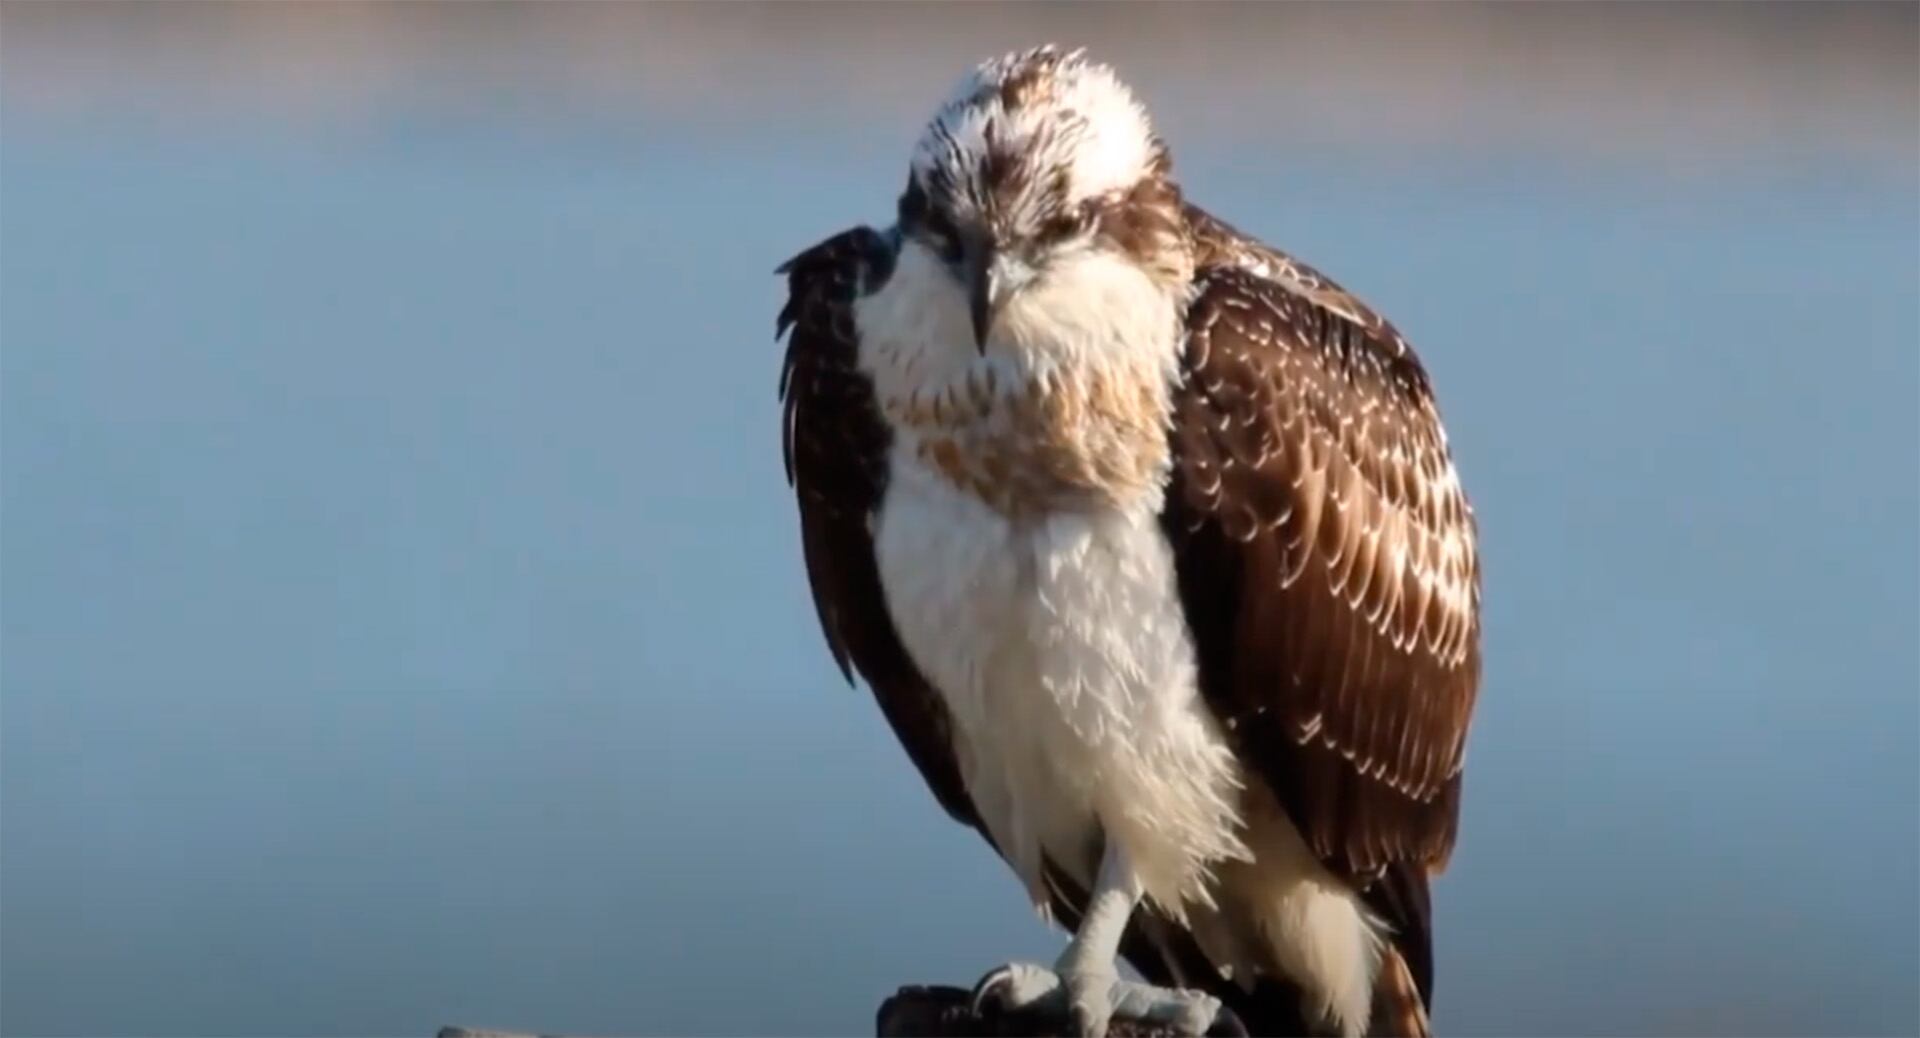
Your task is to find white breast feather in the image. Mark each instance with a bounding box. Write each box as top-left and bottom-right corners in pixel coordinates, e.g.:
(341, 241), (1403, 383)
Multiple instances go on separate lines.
(859, 239), (1242, 911)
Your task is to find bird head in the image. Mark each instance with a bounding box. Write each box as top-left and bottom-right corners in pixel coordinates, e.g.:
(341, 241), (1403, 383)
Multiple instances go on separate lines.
(899, 46), (1193, 351)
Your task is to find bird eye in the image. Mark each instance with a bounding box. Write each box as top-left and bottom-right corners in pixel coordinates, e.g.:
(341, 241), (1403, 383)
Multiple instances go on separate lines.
(913, 207), (962, 263)
(897, 179), (963, 262)
(1042, 211), (1086, 241)
(923, 210), (961, 259)
(897, 179), (928, 226)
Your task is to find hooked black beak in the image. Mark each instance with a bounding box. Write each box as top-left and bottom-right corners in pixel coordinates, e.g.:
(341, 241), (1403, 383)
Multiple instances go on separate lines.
(964, 238), (997, 353)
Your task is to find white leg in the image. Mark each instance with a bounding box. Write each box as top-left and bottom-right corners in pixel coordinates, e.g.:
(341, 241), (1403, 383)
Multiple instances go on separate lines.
(1055, 840), (1144, 981)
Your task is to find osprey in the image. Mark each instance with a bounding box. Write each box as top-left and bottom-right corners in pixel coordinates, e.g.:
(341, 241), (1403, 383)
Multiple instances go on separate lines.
(776, 47), (1480, 1038)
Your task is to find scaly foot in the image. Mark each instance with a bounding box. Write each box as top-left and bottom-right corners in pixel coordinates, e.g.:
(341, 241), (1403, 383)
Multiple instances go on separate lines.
(969, 961), (1246, 1038)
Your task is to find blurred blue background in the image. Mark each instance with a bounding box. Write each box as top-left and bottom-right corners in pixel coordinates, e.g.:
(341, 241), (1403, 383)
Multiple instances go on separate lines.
(2, 5), (1915, 1036)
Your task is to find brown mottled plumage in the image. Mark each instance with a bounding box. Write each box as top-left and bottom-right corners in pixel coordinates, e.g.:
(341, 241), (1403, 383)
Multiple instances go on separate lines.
(1167, 232), (1481, 878)
(900, 359), (1171, 517)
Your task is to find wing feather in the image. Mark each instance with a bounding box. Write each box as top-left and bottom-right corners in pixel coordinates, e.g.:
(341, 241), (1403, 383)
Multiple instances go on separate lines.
(776, 227), (983, 827)
(1166, 211), (1482, 880)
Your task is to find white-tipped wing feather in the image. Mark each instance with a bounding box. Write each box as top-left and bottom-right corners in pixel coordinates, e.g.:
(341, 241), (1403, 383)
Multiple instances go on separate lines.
(1168, 206), (1482, 882)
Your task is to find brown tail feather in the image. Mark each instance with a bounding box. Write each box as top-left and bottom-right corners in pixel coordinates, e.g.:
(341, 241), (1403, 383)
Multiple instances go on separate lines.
(1368, 944), (1432, 1037)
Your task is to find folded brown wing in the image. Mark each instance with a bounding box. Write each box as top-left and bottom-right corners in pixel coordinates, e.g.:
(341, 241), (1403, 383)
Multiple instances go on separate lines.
(1163, 261), (1482, 881)
(776, 227), (979, 828)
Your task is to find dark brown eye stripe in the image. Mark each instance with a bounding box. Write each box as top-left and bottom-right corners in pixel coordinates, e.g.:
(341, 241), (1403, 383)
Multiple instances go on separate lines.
(897, 178), (928, 226)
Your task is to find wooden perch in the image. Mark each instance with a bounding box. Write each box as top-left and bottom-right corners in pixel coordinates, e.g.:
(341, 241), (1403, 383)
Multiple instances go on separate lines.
(442, 983), (1235, 1038)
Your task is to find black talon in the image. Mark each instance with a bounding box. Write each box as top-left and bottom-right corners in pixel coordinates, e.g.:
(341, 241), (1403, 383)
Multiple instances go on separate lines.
(968, 965), (1020, 1016)
(1205, 1004), (1251, 1038)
